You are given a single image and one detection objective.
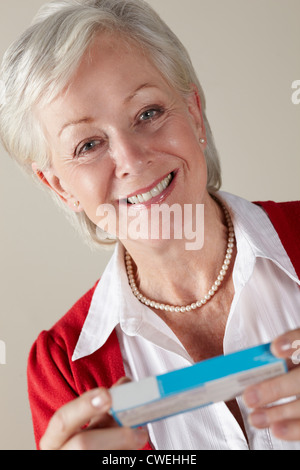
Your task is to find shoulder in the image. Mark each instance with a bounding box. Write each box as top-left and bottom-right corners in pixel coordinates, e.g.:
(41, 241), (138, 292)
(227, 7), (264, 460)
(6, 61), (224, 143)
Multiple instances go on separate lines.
(27, 280), (100, 382)
(48, 280), (99, 348)
(28, 276), (123, 389)
(254, 200), (300, 234)
(254, 200), (300, 276)
(255, 200), (300, 218)
(26, 279), (115, 448)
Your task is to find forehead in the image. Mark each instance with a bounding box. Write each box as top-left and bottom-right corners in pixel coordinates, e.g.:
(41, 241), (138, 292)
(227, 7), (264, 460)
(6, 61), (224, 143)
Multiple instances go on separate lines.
(39, 34), (182, 148)
(63, 33), (170, 103)
(40, 33), (174, 127)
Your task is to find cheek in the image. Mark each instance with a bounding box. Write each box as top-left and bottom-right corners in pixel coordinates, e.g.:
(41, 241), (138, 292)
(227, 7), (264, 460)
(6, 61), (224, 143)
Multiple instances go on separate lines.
(159, 112), (199, 148)
(65, 161), (114, 217)
(165, 118), (208, 189)
(161, 119), (205, 168)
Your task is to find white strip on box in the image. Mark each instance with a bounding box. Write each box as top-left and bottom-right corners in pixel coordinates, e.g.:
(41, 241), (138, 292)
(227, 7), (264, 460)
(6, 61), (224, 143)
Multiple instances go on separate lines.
(110, 343), (287, 428)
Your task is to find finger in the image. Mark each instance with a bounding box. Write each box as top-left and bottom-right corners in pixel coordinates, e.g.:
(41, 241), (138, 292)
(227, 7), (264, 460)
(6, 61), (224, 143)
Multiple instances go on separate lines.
(61, 426), (149, 450)
(89, 378), (132, 429)
(249, 398), (300, 429)
(88, 378), (131, 430)
(271, 329), (300, 363)
(113, 376), (132, 386)
(271, 419), (300, 441)
(243, 366), (300, 409)
(40, 388), (112, 450)
(86, 411), (118, 430)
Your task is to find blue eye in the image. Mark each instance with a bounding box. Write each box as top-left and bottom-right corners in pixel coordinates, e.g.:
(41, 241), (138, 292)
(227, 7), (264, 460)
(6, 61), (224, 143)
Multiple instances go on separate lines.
(81, 140), (99, 152)
(76, 139), (101, 157)
(139, 107), (163, 122)
(140, 109), (157, 120)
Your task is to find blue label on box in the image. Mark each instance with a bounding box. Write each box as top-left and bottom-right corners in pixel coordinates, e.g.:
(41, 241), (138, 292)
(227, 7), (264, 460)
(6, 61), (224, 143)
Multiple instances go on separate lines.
(110, 342), (287, 428)
(156, 343), (286, 398)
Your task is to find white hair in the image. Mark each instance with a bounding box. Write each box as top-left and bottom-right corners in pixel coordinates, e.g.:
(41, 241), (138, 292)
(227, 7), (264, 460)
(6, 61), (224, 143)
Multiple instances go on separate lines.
(0, 0), (221, 248)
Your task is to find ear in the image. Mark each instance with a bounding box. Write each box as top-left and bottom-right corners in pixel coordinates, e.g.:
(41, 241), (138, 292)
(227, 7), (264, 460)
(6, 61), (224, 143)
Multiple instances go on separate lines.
(31, 162), (83, 213)
(186, 84), (207, 146)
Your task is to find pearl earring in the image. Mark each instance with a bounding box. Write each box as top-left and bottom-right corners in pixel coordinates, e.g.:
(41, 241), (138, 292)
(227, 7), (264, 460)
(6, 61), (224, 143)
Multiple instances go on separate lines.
(200, 138), (205, 144)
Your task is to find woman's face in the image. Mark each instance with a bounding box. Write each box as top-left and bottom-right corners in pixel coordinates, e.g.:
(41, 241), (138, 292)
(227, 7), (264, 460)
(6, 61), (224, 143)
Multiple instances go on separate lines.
(38, 33), (208, 245)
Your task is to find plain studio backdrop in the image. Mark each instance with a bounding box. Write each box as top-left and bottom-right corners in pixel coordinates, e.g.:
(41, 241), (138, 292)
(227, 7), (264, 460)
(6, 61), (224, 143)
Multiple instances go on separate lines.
(0, 0), (299, 450)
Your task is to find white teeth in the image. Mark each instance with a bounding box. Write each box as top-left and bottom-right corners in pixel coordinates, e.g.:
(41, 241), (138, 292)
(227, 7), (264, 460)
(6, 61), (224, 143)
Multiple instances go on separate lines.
(127, 173), (172, 204)
(130, 196), (139, 204)
(141, 192), (152, 201)
(150, 186), (160, 197)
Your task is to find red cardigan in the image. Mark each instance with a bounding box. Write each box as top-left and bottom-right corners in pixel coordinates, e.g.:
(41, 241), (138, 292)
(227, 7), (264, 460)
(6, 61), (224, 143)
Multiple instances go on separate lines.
(27, 201), (300, 449)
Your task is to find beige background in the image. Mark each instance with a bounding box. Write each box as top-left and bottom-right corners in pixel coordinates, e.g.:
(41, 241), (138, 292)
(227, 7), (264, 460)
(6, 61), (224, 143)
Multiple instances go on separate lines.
(0, 0), (299, 450)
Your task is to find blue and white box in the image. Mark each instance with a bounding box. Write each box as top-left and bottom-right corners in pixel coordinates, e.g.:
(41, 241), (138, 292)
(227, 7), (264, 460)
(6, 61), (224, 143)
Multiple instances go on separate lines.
(110, 343), (287, 427)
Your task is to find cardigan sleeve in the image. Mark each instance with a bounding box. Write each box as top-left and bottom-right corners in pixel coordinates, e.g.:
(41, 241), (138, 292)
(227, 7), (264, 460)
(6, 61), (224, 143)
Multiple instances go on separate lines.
(27, 330), (79, 449)
(27, 328), (153, 451)
(26, 276), (154, 450)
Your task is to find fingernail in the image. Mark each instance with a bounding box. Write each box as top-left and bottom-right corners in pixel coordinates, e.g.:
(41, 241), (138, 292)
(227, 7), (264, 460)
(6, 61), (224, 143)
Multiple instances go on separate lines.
(244, 388), (260, 407)
(276, 339), (292, 353)
(271, 338), (292, 356)
(91, 395), (103, 408)
(91, 391), (109, 409)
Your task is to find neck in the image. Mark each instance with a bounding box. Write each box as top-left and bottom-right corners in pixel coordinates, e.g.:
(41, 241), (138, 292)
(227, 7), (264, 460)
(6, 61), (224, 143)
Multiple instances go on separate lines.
(123, 192), (234, 309)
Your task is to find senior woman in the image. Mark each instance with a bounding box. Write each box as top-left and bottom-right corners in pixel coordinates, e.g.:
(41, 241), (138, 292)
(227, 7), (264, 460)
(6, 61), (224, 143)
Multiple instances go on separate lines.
(1, 0), (300, 451)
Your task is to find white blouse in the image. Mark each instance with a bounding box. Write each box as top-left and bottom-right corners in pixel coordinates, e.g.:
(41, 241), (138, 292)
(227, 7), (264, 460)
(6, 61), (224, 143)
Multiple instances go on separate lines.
(72, 192), (300, 450)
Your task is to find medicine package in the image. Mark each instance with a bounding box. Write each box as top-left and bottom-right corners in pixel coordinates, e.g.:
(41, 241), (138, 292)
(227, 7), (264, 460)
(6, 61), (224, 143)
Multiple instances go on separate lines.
(110, 343), (287, 427)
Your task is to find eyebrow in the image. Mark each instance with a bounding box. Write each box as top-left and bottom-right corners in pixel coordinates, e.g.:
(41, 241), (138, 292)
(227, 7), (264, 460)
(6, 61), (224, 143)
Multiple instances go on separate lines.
(123, 82), (157, 104)
(58, 83), (157, 137)
(58, 117), (94, 138)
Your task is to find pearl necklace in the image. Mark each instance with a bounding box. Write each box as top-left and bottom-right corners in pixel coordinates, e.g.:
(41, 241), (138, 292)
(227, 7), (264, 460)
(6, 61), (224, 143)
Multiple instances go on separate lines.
(125, 197), (235, 313)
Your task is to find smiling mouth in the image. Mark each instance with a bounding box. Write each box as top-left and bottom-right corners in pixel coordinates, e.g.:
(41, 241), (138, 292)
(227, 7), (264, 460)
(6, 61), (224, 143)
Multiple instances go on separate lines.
(126, 172), (175, 205)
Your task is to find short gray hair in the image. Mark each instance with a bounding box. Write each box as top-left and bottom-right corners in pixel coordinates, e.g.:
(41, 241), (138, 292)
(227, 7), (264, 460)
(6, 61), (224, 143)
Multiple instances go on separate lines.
(0, 0), (221, 248)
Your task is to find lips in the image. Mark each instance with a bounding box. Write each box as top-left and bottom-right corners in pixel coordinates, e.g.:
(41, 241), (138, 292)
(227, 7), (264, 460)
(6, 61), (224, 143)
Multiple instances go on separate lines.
(127, 172), (173, 204)
(117, 170), (176, 207)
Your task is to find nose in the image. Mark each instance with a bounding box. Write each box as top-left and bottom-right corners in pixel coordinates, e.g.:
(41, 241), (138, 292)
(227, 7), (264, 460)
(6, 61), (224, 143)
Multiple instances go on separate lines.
(110, 131), (153, 179)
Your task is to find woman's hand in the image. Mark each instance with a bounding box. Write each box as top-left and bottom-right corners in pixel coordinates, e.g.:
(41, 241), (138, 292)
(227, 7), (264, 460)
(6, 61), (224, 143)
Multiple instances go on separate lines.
(39, 381), (149, 450)
(243, 329), (300, 441)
